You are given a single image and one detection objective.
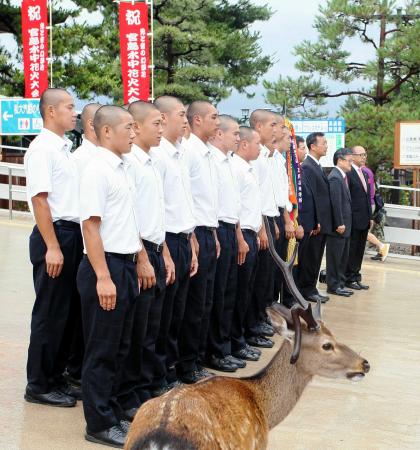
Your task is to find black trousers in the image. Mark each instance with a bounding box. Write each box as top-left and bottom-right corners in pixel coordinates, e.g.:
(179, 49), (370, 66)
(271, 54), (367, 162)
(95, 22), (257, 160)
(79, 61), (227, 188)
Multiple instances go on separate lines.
(177, 227), (216, 374)
(297, 232), (327, 298)
(153, 233), (191, 387)
(245, 217), (276, 338)
(78, 254), (138, 433)
(119, 246), (166, 409)
(231, 230), (258, 352)
(326, 235), (350, 291)
(346, 228), (369, 282)
(206, 222), (238, 358)
(27, 222), (83, 394)
(272, 210), (288, 304)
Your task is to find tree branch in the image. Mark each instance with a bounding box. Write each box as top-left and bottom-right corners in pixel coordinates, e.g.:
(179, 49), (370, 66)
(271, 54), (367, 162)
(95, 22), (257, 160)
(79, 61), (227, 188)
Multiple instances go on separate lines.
(306, 90), (375, 100)
(382, 67), (420, 98)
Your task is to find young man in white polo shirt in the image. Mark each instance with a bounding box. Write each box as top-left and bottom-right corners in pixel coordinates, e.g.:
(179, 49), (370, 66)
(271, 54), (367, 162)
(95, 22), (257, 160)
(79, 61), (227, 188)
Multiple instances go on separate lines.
(77, 105), (142, 448)
(177, 100), (220, 384)
(230, 127), (263, 362)
(151, 96), (198, 395)
(205, 115), (243, 372)
(24, 88), (82, 408)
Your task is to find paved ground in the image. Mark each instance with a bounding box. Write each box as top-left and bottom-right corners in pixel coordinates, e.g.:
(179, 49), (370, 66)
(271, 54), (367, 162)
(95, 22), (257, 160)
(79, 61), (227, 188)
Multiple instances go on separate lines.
(1, 214), (419, 449)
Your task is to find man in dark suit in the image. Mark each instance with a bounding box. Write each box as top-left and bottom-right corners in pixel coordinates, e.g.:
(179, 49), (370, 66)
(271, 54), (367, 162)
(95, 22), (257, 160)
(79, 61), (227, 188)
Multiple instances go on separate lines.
(326, 148), (355, 297)
(297, 132), (332, 304)
(345, 145), (372, 290)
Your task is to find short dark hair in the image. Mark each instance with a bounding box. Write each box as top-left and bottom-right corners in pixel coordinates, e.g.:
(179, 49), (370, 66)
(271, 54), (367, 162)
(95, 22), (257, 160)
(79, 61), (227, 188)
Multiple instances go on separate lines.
(333, 147), (353, 166)
(306, 132), (325, 151)
(295, 135), (305, 146)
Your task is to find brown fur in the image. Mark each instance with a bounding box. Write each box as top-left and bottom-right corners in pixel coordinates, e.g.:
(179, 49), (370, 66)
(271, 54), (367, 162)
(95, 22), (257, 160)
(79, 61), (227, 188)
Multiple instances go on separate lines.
(125, 313), (369, 450)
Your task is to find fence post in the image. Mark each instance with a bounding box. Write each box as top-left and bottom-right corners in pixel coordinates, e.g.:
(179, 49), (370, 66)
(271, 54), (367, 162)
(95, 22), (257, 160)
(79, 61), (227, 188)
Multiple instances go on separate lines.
(8, 167), (13, 220)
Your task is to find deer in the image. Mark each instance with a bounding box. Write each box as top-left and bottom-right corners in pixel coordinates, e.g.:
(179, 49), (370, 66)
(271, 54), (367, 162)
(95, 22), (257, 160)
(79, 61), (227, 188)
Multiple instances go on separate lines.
(125, 218), (370, 450)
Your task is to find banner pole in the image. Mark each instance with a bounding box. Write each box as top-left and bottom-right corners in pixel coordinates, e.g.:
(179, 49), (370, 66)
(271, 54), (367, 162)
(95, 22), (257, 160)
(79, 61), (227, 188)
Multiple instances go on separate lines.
(147, 0), (155, 102)
(48, 0), (53, 87)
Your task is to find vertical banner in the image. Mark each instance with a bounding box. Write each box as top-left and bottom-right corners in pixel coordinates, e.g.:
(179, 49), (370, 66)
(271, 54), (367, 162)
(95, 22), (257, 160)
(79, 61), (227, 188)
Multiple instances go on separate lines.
(119, 2), (150, 104)
(21, 0), (49, 98)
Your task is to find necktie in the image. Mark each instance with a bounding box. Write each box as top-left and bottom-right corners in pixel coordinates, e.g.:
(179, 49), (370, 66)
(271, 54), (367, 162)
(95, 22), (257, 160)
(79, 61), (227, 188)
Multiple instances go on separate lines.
(357, 168), (367, 192)
(344, 175), (349, 188)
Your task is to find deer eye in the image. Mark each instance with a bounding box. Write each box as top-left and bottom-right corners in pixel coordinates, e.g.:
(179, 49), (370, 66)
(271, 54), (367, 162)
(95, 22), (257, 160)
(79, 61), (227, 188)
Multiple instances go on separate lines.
(322, 343), (334, 351)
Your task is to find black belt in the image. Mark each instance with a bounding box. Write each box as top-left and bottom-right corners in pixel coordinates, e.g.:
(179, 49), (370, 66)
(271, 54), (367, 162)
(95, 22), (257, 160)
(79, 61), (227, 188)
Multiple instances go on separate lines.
(196, 226), (216, 232)
(278, 207), (285, 214)
(105, 252), (138, 263)
(242, 228), (258, 238)
(218, 221), (237, 230)
(166, 231), (193, 240)
(54, 220), (80, 230)
(143, 239), (164, 253)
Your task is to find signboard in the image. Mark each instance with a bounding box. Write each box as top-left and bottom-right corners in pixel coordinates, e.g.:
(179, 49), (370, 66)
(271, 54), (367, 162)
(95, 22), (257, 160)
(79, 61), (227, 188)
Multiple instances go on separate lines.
(0, 98), (43, 135)
(21, 0), (49, 98)
(291, 118), (345, 167)
(394, 121), (420, 168)
(119, 1), (150, 104)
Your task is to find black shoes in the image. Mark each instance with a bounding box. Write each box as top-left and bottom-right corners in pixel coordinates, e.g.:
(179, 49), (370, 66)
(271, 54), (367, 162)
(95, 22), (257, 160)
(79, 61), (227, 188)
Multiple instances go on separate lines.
(122, 407), (138, 422)
(327, 287), (352, 297)
(58, 382), (82, 400)
(307, 293), (329, 303)
(257, 323), (275, 337)
(179, 368), (213, 384)
(203, 355), (237, 372)
(119, 420), (131, 433)
(246, 336), (274, 348)
(24, 386), (77, 407)
(85, 425), (126, 448)
(232, 347), (260, 362)
(151, 379), (183, 398)
(225, 354), (246, 369)
(346, 281), (369, 290)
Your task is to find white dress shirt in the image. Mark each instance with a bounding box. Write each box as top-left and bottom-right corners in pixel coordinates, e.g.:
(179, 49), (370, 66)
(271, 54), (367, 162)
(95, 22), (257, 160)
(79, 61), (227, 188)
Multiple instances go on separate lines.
(184, 133), (219, 227)
(150, 137), (195, 234)
(72, 137), (98, 176)
(269, 150), (292, 212)
(24, 128), (79, 222)
(231, 154), (262, 233)
(126, 144), (166, 245)
(208, 143), (240, 224)
(79, 147), (141, 254)
(250, 145), (279, 218)
(307, 153), (321, 166)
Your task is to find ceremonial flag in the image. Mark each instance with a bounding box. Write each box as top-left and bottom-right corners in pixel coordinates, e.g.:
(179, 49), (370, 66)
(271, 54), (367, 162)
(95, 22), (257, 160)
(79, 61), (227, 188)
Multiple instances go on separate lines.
(119, 2), (150, 103)
(21, 0), (49, 98)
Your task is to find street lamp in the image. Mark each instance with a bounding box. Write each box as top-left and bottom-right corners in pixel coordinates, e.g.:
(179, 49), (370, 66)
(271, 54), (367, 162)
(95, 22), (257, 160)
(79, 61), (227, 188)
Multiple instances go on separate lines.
(241, 108), (250, 124)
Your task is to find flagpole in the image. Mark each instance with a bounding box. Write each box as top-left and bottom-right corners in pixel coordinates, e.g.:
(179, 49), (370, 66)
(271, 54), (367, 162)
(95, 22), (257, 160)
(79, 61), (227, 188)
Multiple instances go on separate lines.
(147, 0), (154, 102)
(48, 0), (53, 87)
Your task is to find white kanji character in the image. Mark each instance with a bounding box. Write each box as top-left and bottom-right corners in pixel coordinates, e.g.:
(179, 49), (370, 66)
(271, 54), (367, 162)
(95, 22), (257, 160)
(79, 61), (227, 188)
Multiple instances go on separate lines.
(126, 9), (141, 26)
(28, 5), (41, 21)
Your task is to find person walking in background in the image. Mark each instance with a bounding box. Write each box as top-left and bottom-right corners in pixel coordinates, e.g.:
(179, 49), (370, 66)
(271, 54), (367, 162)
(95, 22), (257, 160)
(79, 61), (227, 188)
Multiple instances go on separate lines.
(362, 164), (389, 262)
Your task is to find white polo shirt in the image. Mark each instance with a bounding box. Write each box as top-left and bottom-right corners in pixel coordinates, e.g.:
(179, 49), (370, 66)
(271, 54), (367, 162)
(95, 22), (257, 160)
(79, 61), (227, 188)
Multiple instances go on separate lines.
(150, 137), (195, 234)
(269, 150), (292, 212)
(231, 153), (262, 233)
(72, 137), (98, 176)
(79, 147), (141, 254)
(184, 133), (218, 227)
(24, 127), (79, 222)
(126, 144), (166, 245)
(208, 143), (240, 225)
(251, 145), (279, 218)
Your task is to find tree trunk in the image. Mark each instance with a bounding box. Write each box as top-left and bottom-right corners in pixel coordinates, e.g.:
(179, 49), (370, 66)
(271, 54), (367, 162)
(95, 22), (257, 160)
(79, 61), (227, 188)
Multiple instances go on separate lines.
(375, 14), (386, 106)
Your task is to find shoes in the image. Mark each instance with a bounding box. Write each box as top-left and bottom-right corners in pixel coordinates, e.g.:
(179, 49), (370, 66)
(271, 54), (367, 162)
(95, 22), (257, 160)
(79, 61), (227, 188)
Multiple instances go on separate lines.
(196, 366), (214, 378)
(179, 369), (209, 384)
(327, 288), (351, 297)
(57, 382), (82, 400)
(257, 323), (274, 337)
(24, 386), (76, 407)
(246, 336), (274, 348)
(225, 354), (246, 369)
(357, 281), (369, 290)
(370, 252), (382, 261)
(119, 420), (131, 433)
(307, 293), (329, 304)
(85, 425), (126, 448)
(245, 343), (261, 356)
(380, 243), (390, 261)
(232, 347), (259, 362)
(345, 281), (369, 290)
(151, 380), (183, 398)
(203, 355), (237, 372)
(63, 370), (82, 388)
(339, 286), (354, 295)
(122, 407), (138, 422)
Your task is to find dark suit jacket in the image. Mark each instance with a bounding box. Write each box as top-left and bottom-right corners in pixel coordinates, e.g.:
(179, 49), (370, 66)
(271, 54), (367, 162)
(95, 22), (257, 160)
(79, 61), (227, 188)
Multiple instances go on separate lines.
(328, 167), (352, 238)
(348, 166), (372, 230)
(301, 156), (332, 234)
(299, 176), (317, 233)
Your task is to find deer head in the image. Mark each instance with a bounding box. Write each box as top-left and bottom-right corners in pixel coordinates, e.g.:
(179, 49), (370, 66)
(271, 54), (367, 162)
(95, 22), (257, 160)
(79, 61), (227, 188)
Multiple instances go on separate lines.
(267, 302), (370, 381)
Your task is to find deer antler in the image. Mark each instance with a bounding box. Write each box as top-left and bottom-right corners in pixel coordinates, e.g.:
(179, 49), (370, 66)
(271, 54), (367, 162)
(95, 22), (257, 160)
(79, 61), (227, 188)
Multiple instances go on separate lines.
(264, 216), (321, 364)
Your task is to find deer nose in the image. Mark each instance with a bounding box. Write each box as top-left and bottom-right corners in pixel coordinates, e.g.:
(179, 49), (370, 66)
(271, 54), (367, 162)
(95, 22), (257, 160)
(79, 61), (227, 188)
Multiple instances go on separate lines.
(362, 360), (370, 373)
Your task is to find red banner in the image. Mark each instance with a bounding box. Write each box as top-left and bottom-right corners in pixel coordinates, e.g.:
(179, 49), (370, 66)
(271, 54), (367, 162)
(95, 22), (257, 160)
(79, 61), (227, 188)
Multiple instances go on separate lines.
(21, 0), (49, 98)
(119, 2), (150, 104)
